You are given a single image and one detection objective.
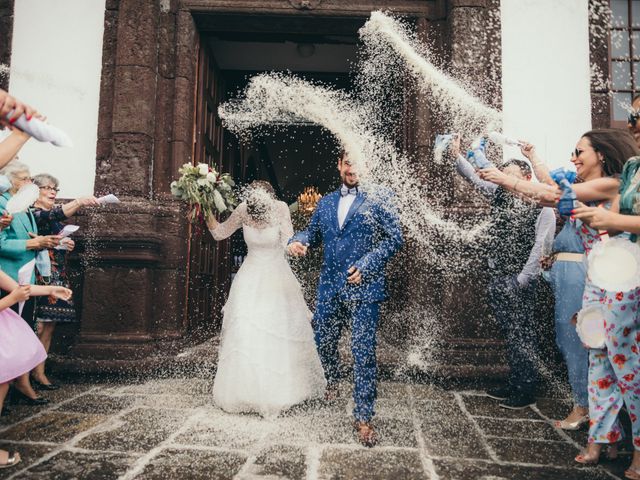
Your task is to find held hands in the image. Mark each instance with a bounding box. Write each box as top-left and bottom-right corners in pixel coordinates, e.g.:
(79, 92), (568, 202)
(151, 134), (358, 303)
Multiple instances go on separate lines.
(347, 266), (362, 285)
(287, 241), (308, 257)
(9, 285), (30, 303)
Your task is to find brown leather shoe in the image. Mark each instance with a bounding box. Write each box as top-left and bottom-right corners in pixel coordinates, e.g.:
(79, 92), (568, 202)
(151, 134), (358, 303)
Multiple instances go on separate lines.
(324, 384), (339, 402)
(353, 421), (378, 448)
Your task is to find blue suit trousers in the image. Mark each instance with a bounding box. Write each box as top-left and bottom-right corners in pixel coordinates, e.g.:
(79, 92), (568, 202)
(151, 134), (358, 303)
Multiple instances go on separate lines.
(313, 298), (380, 422)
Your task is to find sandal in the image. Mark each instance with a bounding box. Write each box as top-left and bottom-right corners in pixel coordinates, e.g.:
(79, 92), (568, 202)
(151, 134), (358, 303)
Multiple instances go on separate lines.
(0, 451), (20, 469)
(555, 414), (589, 431)
(625, 466), (640, 480)
(575, 444), (618, 464)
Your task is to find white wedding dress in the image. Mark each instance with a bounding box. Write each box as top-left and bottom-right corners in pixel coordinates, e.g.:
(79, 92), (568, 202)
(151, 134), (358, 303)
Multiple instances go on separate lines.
(209, 201), (327, 417)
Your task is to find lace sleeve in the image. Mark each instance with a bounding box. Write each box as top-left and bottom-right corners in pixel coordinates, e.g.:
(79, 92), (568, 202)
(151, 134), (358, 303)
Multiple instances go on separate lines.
(278, 202), (294, 248)
(209, 203), (245, 240)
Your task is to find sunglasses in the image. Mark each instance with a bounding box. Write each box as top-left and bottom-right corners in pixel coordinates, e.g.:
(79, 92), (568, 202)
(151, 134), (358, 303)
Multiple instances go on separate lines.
(571, 148), (584, 158)
(629, 110), (640, 125)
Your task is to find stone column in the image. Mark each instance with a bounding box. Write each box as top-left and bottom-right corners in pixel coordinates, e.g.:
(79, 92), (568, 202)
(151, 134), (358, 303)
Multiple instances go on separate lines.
(67, 0), (193, 370)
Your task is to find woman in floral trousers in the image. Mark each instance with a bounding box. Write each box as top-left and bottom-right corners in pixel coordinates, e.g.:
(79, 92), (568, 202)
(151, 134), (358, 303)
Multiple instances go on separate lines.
(574, 155), (640, 479)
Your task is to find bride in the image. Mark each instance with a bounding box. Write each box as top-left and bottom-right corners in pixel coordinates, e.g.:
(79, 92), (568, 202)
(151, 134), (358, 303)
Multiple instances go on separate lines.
(206, 180), (326, 417)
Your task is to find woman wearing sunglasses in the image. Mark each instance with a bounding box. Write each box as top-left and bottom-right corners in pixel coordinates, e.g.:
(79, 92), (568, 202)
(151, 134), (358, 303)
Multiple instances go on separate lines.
(572, 156), (640, 479)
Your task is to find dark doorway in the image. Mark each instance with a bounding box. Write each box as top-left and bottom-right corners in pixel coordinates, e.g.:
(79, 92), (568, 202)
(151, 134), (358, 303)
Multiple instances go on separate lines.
(186, 14), (364, 338)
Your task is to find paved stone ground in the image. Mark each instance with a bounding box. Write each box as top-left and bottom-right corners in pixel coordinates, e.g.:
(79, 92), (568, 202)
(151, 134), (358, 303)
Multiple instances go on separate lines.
(0, 377), (635, 480)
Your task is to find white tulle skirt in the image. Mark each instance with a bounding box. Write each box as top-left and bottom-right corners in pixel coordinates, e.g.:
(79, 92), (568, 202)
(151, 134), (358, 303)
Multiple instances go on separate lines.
(212, 252), (327, 417)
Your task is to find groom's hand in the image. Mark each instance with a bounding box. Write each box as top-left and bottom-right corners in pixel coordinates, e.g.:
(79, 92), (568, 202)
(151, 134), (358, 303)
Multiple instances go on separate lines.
(288, 241), (308, 256)
(347, 266), (362, 284)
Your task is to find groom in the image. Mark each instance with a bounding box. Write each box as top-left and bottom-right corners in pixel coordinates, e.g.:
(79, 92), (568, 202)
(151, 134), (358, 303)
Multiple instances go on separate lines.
(288, 150), (403, 447)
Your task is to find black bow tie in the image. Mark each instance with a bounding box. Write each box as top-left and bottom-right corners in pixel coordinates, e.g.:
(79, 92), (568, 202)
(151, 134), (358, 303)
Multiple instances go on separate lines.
(340, 185), (358, 196)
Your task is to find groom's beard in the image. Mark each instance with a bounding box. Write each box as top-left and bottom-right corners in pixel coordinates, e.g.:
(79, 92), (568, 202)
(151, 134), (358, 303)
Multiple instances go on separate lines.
(341, 176), (359, 189)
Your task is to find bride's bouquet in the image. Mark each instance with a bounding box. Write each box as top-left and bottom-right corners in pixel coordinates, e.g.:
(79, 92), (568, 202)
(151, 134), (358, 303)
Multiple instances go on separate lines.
(170, 163), (237, 223)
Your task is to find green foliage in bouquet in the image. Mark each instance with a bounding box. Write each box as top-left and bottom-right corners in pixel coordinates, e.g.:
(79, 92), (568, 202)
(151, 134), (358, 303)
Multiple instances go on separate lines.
(170, 163), (238, 223)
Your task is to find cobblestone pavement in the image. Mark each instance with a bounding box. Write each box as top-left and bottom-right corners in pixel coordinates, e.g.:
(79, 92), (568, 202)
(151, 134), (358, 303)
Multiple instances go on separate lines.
(0, 378), (634, 479)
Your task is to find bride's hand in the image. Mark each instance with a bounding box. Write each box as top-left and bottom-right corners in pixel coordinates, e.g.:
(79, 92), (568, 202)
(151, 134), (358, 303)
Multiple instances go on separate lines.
(288, 241), (307, 257)
(206, 213), (218, 230)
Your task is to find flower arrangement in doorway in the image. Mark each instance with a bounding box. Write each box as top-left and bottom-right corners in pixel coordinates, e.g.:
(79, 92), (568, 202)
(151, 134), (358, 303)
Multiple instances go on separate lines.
(170, 163), (238, 224)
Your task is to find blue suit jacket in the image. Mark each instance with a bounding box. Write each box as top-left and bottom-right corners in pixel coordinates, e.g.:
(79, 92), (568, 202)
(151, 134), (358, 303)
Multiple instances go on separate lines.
(0, 192), (38, 282)
(291, 187), (403, 303)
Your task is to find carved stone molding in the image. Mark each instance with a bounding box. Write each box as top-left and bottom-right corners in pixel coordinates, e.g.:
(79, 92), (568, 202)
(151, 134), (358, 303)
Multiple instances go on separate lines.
(288, 0), (322, 9)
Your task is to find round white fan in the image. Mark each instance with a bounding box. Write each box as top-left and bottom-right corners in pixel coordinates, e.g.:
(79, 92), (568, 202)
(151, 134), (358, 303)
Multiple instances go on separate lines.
(576, 306), (607, 349)
(5, 184), (39, 214)
(588, 236), (640, 292)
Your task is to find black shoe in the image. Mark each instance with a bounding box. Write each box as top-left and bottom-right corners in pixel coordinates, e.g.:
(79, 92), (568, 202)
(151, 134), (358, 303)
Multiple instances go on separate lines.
(14, 390), (49, 406)
(32, 380), (60, 391)
(486, 386), (511, 401)
(499, 395), (536, 410)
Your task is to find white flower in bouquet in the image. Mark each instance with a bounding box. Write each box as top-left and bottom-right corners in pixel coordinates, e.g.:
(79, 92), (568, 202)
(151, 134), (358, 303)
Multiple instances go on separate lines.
(206, 171), (217, 183)
(198, 163), (209, 176)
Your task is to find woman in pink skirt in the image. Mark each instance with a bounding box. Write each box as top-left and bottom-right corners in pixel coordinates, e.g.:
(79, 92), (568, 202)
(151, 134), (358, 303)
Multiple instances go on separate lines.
(0, 269), (71, 469)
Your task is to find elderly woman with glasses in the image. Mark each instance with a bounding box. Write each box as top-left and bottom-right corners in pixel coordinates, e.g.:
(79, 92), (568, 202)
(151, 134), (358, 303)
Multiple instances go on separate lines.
(0, 160), (62, 406)
(29, 174), (98, 390)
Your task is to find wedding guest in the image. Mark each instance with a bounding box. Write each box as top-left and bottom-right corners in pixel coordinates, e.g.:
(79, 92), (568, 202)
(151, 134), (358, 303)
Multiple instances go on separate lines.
(572, 156), (640, 478)
(481, 130), (638, 429)
(0, 160), (61, 405)
(452, 138), (555, 409)
(0, 267), (72, 469)
(30, 174), (99, 390)
(521, 142), (589, 431)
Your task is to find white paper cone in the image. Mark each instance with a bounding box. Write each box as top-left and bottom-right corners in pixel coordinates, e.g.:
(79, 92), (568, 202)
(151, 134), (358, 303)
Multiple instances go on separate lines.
(17, 259), (36, 315)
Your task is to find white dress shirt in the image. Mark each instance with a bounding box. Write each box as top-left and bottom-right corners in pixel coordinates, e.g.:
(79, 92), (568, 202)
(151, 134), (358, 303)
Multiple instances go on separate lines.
(517, 207), (556, 286)
(338, 186), (357, 228)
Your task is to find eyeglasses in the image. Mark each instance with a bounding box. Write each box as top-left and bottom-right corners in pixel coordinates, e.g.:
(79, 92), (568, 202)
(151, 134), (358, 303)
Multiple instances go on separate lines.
(629, 110), (640, 125)
(15, 175), (32, 182)
(39, 186), (59, 193)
